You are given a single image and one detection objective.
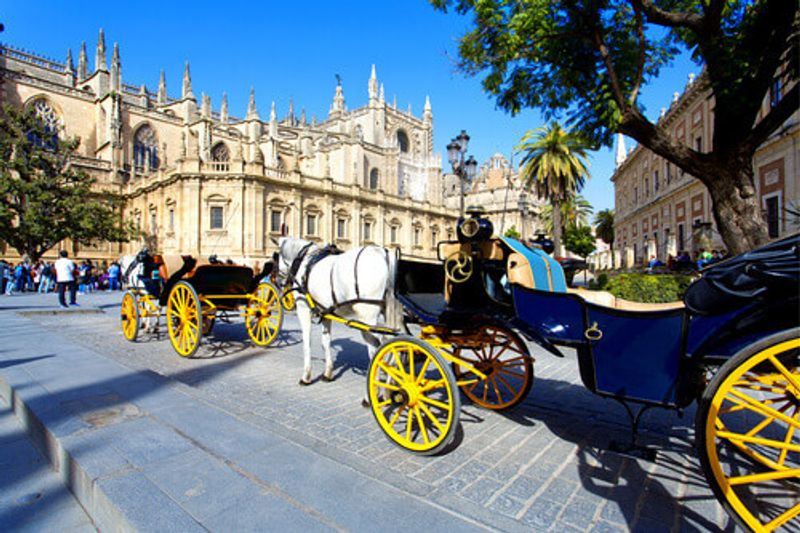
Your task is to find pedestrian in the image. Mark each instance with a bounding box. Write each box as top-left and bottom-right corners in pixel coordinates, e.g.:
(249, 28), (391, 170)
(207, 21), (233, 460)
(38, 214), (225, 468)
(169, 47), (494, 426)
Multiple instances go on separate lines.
(38, 261), (53, 293)
(107, 261), (121, 291)
(54, 250), (78, 308)
(0, 260), (8, 295)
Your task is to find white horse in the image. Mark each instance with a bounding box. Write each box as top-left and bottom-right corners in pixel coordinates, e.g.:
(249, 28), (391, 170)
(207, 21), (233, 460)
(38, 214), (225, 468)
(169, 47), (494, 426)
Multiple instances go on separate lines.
(275, 237), (401, 387)
(119, 252), (159, 332)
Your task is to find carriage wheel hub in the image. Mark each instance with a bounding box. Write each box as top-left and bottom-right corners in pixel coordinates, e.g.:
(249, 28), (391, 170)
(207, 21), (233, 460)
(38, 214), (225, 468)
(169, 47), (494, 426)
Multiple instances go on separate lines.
(391, 389), (409, 407)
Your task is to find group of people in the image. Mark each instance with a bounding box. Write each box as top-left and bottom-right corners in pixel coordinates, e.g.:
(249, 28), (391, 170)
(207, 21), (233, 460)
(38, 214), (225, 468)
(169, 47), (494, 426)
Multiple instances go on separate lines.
(1, 253), (124, 308)
(647, 248), (730, 273)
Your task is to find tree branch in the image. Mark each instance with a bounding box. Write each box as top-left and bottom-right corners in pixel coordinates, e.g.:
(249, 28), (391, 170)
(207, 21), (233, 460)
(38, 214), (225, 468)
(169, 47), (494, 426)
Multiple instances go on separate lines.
(628, 0), (647, 105)
(591, 29), (628, 112)
(637, 0), (704, 30)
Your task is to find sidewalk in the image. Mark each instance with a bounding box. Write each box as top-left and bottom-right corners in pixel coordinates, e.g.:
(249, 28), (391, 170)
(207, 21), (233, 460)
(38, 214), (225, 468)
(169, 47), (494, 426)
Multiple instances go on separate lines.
(0, 293), (486, 532)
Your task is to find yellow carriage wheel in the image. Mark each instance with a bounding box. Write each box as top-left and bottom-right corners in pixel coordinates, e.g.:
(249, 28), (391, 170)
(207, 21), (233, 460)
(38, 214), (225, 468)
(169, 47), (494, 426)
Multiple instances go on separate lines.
(697, 329), (800, 532)
(166, 281), (203, 357)
(452, 325), (534, 410)
(120, 290), (139, 341)
(245, 282), (283, 347)
(281, 290), (295, 311)
(367, 337), (460, 455)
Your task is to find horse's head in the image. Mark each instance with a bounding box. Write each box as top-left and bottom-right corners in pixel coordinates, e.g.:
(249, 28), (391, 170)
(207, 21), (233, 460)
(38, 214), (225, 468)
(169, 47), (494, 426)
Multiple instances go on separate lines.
(273, 237), (310, 288)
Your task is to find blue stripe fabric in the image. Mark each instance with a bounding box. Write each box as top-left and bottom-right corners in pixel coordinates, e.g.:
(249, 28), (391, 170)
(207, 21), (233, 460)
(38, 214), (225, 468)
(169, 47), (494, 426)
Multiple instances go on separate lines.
(500, 237), (567, 293)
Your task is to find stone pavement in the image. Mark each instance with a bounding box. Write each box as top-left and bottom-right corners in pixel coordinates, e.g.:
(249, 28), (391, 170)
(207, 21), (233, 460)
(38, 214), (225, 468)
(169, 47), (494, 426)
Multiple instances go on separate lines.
(0, 291), (736, 532)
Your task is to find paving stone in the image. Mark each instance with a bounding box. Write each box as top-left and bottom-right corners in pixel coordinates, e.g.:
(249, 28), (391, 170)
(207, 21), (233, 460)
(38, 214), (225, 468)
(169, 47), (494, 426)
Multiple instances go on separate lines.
(488, 494), (525, 518)
(460, 477), (503, 506)
(520, 497), (564, 529)
(503, 475), (543, 502)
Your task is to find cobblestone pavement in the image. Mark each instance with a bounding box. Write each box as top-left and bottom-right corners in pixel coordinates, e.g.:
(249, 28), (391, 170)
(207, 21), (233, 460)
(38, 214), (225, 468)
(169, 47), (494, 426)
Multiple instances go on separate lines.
(23, 292), (734, 532)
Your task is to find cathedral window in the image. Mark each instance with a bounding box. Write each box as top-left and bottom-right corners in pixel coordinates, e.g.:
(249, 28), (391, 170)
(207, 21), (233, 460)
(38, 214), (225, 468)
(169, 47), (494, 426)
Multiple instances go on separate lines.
(211, 142), (230, 171)
(369, 168), (380, 190)
(363, 219), (373, 242)
(337, 217), (348, 240)
(390, 221), (400, 244)
(270, 210), (282, 233)
(306, 213), (318, 237)
(413, 225), (421, 247)
(133, 125), (159, 173)
(431, 227), (439, 248)
(210, 206), (224, 229)
(168, 208), (175, 233)
(27, 98), (62, 149)
(396, 130), (409, 153)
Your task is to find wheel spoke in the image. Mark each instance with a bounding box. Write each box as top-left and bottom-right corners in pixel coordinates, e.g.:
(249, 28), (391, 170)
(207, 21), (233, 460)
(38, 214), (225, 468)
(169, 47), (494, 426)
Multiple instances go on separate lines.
(726, 389), (800, 430)
(490, 375), (503, 404)
(419, 395), (452, 412)
(778, 406), (799, 465)
(716, 430), (800, 453)
(419, 379), (446, 393)
(388, 405), (406, 426)
(415, 357), (431, 385)
(373, 381), (401, 391)
(418, 402), (445, 433)
(414, 407), (429, 445)
(767, 355), (800, 393)
(405, 409), (414, 441)
(377, 360), (406, 384)
(496, 373), (519, 395)
(728, 468), (800, 486)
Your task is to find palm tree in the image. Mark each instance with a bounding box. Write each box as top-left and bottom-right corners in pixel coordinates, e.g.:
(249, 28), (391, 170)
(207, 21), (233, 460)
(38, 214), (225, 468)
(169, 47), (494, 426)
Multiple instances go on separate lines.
(538, 195), (593, 235)
(516, 122), (590, 256)
(594, 208), (615, 269)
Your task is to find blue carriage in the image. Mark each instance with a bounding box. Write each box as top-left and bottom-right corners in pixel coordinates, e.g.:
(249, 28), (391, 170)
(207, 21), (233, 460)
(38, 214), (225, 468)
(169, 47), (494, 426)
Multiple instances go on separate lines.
(366, 209), (799, 532)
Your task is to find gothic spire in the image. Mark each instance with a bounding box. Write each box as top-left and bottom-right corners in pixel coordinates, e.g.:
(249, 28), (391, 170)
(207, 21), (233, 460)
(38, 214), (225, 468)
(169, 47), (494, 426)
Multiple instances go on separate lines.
(614, 133), (627, 168)
(423, 95), (432, 122)
(182, 62), (194, 100)
(157, 70), (167, 105)
(368, 64), (378, 103)
(95, 29), (107, 72)
(110, 43), (121, 92)
(270, 101), (276, 122)
(65, 49), (74, 73)
(246, 87), (259, 120)
(330, 82), (345, 117)
(379, 83), (385, 105)
(77, 42), (88, 80)
(201, 93), (211, 118)
(287, 98), (294, 125)
(220, 93), (228, 123)
(299, 107), (306, 125)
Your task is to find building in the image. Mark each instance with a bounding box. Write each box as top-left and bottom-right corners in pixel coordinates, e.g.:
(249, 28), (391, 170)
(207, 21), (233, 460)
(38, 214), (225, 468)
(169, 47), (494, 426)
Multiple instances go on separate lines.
(0, 32), (457, 265)
(444, 152), (545, 239)
(611, 73), (799, 268)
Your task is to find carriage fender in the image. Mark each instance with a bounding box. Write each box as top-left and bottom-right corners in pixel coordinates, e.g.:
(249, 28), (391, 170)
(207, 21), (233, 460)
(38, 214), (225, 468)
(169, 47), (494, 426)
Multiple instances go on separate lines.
(512, 319), (564, 358)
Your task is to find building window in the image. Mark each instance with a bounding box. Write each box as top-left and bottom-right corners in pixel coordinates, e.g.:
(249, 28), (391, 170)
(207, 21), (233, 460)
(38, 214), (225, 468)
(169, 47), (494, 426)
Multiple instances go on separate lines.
(644, 178), (649, 197)
(210, 206), (224, 229)
(397, 130), (409, 153)
(306, 213), (317, 236)
(770, 78), (782, 108)
(431, 229), (438, 248)
(134, 125), (159, 172)
(211, 143), (230, 162)
(369, 168), (380, 190)
(765, 196), (780, 238)
(678, 223), (685, 251)
(390, 225), (399, 244)
(337, 217), (347, 239)
(695, 136), (702, 152)
(270, 210), (282, 233)
(634, 187), (638, 205)
(27, 99), (62, 149)
(413, 227), (421, 247)
(363, 220), (372, 241)
(653, 171), (659, 193)
(150, 210), (157, 233)
(666, 163), (671, 185)
(168, 208), (175, 232)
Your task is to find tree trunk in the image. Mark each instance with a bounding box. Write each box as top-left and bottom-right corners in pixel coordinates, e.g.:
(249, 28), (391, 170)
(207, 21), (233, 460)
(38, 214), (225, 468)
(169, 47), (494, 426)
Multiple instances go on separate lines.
(552, 199), (563, 257)
(707, 160), (769, 255)
(610, 240), (615, 269)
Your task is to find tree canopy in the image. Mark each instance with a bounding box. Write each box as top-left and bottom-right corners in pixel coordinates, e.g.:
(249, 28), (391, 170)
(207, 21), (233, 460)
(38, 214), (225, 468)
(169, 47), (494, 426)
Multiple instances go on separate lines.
(432, 0), (799, 254)
(0, 105), (132, 261)
(563, 224), (597, 259)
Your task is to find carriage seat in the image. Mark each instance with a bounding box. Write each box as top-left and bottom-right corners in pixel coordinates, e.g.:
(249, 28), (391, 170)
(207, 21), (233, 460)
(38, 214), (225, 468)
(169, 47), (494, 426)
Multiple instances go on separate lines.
(567, 287), (685, 312)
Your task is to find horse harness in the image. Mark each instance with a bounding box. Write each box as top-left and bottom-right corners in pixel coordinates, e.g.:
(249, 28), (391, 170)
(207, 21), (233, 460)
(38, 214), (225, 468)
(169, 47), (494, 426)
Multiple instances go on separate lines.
(283, 242), (396, 334)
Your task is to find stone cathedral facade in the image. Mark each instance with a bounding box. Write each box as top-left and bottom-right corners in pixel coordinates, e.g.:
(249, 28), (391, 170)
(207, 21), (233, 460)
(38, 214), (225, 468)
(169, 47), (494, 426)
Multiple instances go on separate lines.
(0, 31), (457, 264)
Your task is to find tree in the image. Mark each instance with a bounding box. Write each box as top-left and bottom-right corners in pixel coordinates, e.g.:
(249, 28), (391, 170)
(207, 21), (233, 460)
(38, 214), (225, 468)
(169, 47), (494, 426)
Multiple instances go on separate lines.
(432, 0), (798, 254)
(595, 208), (616, 268)
(538, 195), (593, 234)
(0, 105), (132, 261)
(564, 224), (598, 260)
(504, 224), (521, 239)
(516, 122), (590, 256)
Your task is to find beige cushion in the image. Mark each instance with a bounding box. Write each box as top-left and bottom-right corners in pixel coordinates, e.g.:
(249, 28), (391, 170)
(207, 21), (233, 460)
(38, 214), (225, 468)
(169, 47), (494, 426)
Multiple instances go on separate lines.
(568, 287), (685, 312)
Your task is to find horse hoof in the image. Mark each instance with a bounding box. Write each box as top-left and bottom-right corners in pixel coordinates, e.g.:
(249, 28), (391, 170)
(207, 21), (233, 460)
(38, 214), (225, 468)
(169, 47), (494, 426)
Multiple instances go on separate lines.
(299, 379), (312, 386)
(361, 399), (370, 408)
(322, 375), (334, 383)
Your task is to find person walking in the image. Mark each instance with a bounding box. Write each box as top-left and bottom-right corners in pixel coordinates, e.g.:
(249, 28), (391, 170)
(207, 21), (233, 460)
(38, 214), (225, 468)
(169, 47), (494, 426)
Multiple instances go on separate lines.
(107, 261), (121, 291)
(38, 262), (53, 293)
(54, 250), (77, 308)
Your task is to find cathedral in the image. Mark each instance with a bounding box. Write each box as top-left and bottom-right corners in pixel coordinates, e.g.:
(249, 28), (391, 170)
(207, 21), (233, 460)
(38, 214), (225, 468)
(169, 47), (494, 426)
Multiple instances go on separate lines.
(0, 31), (456, 264)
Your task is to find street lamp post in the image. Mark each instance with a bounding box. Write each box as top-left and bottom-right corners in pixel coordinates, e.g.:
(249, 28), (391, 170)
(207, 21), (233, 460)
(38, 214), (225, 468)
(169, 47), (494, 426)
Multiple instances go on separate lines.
(446, 130), (478, 217)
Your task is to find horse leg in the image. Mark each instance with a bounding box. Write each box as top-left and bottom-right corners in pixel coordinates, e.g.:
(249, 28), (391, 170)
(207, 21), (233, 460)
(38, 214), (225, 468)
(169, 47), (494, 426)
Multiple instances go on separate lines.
(297, 303), (314, 385)
(321, 318), (334, 382)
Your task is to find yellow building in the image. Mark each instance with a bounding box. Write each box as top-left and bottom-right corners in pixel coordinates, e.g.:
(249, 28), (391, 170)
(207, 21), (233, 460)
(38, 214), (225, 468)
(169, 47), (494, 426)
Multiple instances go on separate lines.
(0, 32), (457, 264)
(611, 74), (799, 268)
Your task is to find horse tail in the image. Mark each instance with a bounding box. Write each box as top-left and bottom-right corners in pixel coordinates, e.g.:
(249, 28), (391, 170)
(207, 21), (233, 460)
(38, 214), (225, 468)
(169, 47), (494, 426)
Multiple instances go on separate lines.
(383, 248), (402, 331)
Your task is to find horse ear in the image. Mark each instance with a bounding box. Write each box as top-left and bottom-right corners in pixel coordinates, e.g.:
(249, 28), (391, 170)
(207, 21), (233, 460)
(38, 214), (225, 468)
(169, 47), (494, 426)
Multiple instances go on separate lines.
(270, 237), (280, 247)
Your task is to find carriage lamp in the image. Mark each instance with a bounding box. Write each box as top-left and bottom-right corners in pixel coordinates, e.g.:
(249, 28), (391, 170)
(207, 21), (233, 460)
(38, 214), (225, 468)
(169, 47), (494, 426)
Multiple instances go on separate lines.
(447, 131), (478, 217)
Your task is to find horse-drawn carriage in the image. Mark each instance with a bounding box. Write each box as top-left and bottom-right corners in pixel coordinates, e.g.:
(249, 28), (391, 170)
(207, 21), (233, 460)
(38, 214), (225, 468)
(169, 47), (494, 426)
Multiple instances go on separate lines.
(354, 210), (798, 532)
(120, 253), (283, 357)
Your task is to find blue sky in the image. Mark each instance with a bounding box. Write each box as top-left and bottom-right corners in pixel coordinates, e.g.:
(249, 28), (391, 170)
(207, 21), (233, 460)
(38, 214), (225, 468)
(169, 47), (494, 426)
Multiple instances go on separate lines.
(3, 1), (697, 212)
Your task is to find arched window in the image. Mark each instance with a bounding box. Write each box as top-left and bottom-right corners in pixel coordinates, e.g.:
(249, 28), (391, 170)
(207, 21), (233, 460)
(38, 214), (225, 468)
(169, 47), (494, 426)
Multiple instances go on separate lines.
(369, 168), (380, 190)
(27, 99), (62, 149)
(133, 125), (159, 172)
(396, 130), (409, 153)
(211, 142), (230, 162)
